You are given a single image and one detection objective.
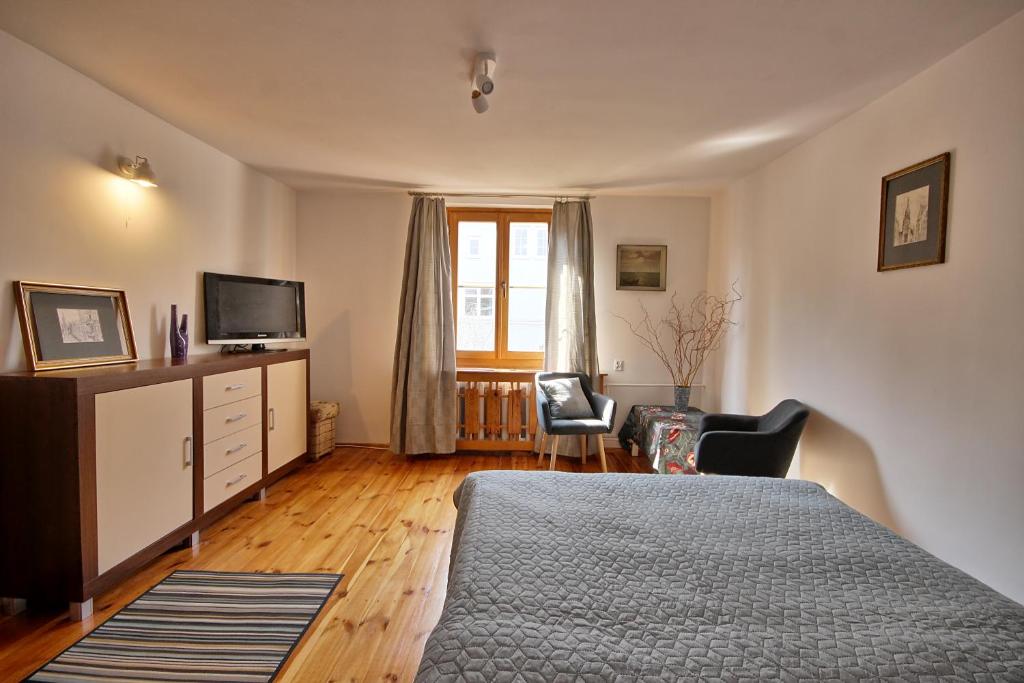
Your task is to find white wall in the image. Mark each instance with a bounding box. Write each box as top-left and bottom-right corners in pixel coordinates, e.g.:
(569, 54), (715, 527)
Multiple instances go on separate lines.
(296, 190), (409, 445)
(593, 196), (710, 432)
(296, 191), (709, 444)
(705, 11), (1024, 603)
(0, 30), (296, 370)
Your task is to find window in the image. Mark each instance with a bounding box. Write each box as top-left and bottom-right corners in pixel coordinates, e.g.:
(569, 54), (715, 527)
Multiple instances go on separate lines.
(512, 228), (529, 257)
(462, 287), (494, 317)
(449, 208), (550, 368)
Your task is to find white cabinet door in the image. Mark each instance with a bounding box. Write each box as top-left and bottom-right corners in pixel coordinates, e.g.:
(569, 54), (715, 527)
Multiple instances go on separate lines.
(267, 360), (307, 473)
(95, 379), (194, 574)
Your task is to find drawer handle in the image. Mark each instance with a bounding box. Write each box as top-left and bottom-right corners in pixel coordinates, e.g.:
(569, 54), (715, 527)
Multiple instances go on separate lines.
(226, 413), (247, 423)
(226, 383), (246, 391)
(184, 436), (193, 467)
(269, 407), (275, 431)
(226, 473), (248, 487)
(225, 442), (248, 455)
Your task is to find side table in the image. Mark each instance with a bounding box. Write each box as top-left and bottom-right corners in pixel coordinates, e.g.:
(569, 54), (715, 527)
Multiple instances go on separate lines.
(618, 405), (704, 474)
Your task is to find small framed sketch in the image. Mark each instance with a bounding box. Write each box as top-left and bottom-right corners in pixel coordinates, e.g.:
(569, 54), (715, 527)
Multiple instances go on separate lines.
(616, 244), (667, 291)
(14, 281), (138, 371)
(878, 152), (950, 271)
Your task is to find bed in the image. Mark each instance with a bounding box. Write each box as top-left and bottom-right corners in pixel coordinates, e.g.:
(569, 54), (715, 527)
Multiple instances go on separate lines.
(415, 472), (1024, 681)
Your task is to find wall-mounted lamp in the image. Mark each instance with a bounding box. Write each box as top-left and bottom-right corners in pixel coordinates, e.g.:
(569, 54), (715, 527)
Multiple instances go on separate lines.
(117, 155), (158, 187)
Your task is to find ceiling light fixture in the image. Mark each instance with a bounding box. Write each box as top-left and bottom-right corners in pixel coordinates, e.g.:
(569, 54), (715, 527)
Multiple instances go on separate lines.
(471, 52), (496, 114)
(117, 155), (158, 187)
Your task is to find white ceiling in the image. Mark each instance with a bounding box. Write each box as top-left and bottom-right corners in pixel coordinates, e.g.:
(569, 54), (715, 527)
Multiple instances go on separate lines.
(1, 0), (1020, 194)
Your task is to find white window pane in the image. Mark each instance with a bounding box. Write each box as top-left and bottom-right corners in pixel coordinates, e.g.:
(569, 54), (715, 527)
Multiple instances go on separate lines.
(507, 287), (546, 352)
(457, 222), (496, 351)
(508, 223), (548, 288)
(457, 222), (496, 285)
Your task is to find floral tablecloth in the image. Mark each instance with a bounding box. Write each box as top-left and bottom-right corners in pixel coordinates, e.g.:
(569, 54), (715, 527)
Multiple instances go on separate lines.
(617, 405), (704, 474)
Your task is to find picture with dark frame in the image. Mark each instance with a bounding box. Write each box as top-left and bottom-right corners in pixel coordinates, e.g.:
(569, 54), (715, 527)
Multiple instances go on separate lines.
(878, 152), (950, 271)
(617, 244), (667, 291)
(14, 281), (138, 371)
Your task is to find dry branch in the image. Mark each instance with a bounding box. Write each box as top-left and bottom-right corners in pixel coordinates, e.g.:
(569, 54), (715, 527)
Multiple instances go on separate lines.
(614, 284), (741, 387)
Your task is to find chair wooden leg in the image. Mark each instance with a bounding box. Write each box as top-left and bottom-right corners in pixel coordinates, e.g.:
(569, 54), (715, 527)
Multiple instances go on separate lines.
(537, 432), (548, 466)
(578, 435), (588, 465)
(596, 435), (608, 473)
(549, 436), (559, 471)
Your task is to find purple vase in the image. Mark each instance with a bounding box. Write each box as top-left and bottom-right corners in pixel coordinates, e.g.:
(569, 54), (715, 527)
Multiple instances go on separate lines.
(170, 305), (188, 360)
(178, 314), (189, 360)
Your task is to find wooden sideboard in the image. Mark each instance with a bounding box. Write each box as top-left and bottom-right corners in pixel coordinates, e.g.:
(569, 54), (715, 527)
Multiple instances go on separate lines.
(0, 349), (310, 620)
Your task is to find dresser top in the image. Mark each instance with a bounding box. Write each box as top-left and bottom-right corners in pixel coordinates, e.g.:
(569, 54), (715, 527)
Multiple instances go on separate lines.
(0, 348), (309, 393)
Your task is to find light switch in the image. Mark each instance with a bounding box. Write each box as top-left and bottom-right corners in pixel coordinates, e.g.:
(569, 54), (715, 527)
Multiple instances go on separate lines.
(613, 360), (625, 372)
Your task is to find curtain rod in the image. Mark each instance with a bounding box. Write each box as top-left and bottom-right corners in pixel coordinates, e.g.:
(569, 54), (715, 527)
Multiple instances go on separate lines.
(408, 191), (593, 200)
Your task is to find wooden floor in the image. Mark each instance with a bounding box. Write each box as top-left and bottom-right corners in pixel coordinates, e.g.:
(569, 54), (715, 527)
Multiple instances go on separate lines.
(0, 446), (648, 682)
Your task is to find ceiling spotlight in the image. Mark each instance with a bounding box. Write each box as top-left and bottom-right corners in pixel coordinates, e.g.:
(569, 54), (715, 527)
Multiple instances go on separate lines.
(471, 52), (496, 113)
(471, 90), (489, 114)
(117, 155), (158, 187)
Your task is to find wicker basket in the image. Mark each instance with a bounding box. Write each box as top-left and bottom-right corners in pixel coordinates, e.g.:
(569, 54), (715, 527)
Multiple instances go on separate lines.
(308, 400), (340, 460)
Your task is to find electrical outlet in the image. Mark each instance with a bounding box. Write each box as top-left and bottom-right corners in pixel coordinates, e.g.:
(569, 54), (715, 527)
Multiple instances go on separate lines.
(614, 360), (625, 372)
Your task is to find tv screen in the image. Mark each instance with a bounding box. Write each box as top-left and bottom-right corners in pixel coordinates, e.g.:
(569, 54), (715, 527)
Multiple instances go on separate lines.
(204, 272), (306, 344)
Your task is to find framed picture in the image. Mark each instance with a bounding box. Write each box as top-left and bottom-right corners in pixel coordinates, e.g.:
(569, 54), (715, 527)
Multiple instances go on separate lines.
(14, 281), (138, 371)
(878, 152), (950, 271)
(616, 244), (667, 291)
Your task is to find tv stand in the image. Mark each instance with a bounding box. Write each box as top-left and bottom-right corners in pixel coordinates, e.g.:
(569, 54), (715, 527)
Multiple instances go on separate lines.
(0, 350), (310, 619)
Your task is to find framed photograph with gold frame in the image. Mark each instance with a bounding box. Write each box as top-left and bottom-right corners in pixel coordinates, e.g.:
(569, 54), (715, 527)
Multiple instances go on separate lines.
(14, 281), (138, 371)
(878, 152), (950, 272)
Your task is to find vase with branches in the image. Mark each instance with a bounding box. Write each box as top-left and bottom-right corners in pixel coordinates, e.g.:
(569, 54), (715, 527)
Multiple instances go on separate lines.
(615, 284), (741, 411)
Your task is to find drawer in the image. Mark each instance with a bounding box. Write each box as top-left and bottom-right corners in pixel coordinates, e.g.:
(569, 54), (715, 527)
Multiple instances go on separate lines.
(204, 395), (262, 444)
(203, 367), (262, 410)
(204, 424), (262, 478)
(204, 452), (262, 513)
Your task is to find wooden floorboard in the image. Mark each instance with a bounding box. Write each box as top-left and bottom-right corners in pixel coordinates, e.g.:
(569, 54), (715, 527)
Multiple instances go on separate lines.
(0, 446), (649, 682)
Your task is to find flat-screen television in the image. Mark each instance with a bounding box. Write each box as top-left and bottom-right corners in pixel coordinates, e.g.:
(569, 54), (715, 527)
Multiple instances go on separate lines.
(204, 272), (306, 348)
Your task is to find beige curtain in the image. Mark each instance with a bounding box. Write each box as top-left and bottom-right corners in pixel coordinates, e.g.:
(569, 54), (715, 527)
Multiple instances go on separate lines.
(543, 199), (600, 456)
(389, 197), (457, 455)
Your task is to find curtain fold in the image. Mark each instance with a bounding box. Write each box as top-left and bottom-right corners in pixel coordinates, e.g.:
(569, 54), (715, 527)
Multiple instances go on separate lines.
(543, 199), (600, 457)
(389, 197), (457, 455)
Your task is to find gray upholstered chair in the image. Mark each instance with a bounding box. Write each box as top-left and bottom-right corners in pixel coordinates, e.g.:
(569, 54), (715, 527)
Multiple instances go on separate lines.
(535, 372), (616, 472)
(693, 399), (810, 477)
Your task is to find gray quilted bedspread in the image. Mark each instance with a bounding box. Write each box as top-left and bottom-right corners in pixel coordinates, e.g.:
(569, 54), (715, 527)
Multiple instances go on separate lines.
(415, 471), (1024, 682)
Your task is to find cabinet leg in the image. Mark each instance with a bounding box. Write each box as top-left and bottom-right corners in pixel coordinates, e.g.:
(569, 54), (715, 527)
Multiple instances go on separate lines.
(1, 597), (26, 616)
(252, 487), (267, 502)
(69, 598), (93, 622)
(189, 530), (200, 547)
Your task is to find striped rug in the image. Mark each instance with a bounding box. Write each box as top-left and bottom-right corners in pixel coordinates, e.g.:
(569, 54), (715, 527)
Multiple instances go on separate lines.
(27, 570), (342, 682)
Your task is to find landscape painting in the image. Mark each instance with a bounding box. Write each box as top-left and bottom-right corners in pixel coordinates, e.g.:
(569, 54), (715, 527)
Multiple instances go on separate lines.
(617, 245), (667, 291)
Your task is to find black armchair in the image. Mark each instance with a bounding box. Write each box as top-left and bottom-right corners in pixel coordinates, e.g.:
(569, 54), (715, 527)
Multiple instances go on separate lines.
(693, 399), (810, 478)
(535, 372), (616, 472)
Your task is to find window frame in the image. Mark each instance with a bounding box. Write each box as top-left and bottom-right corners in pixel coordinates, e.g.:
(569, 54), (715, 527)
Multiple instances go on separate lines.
(448, 207), (551, 369)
